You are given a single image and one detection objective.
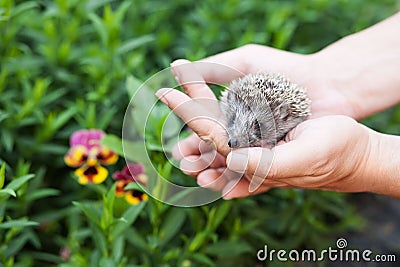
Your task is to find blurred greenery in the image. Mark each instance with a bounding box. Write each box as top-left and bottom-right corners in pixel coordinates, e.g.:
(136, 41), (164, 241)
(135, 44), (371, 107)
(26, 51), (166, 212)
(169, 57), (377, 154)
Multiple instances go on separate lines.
(0, 0), (399, 266)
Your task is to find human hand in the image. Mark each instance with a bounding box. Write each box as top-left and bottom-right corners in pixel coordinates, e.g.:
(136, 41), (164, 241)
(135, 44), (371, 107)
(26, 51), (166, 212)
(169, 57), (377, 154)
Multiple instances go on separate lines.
(155, 62), (399, 199)
(157, 12), (400, 198)
(155, 55), (364, 198)
(167, 113), (386, 199)
(155, 51), (355, 197)
(156, 67), (400, 199)
(223, 115), (378, 198)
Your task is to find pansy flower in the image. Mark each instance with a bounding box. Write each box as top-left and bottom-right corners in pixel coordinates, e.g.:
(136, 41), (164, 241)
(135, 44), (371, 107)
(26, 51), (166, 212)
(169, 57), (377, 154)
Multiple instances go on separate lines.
(113, 163), (148, 205)
(64, 129), (118, 184)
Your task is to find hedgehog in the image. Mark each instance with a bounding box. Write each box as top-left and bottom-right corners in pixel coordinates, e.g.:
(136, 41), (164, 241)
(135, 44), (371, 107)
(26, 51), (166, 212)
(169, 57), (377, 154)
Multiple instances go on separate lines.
(220, 72), (311, 148)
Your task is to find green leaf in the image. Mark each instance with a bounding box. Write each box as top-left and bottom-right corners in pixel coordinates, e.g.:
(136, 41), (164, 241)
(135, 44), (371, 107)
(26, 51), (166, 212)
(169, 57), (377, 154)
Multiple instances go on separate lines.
(2, 129), (14, 152)
(111, 235), (124, 263)
(124, 141), (148, 163)
(99, 258), (116, 267)
(125, 228), (148, 251)
(188, 232), (208, 252)
(88, 13), (107, 46)
(0, 188), (16, 197)
(0, 112), (9, 124)
(204, 241), (252, 256)
(166, 187), (198, 206)
(126, 75), (145, 99)
(91, 227), (107, 255)
(159, 207), (186, 247)
(52, 107), (78, 131)
(210, 201), (231, 230)
(191, 253), (215, 267)
(125, 75), (156, 138)
(101, 185), (116, 230)
(116, 35), (155, 55)
(98, 106), (118, 129)
(110, 201), (146, 239)
(114, 1), (132, 25)
(6, 230), (41, 258)
(24, 252), (62, 264)
(0, 163), (5, 189)
(86, 0), (114, 12)
(25, 188), (60, 202)
(10, 1), (37, 18)
(5, 174), (35, 191)
(0, 219), (39, 229)
(73, 201), (101, 228)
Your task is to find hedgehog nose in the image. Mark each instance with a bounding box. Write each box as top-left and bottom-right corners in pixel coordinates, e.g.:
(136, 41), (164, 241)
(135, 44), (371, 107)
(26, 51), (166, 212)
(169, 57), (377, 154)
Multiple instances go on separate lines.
(228, 139), (238, 148)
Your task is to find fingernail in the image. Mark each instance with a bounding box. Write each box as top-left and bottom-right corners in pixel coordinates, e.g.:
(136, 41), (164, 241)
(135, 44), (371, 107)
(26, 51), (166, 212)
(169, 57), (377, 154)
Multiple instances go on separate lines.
(155, 88), (171, 105)
(171, 59), (190, 84)
(226, 149), (249, 173)
(170, 60), (182, 83)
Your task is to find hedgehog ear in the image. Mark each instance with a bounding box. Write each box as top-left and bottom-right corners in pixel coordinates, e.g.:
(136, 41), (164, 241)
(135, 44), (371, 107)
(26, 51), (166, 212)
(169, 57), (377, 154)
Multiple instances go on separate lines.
(276, 103), (290, 120)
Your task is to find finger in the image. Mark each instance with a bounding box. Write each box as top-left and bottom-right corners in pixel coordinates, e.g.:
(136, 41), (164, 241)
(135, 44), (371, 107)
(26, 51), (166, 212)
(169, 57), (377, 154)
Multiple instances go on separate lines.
(171, 59), (217, 99)
(172, 133), (214, 160)
(156, 88), (230, 156)
(197, 47), (249, 84)
(180, 152), (226, 176)
(197, 168), (228, 191)
(222, 177), (271, 200)
(226, 147), (273, 178)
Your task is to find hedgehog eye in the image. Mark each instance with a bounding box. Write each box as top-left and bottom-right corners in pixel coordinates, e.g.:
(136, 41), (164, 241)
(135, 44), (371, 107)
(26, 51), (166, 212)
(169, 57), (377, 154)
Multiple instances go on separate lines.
(251, 119), (262, 139)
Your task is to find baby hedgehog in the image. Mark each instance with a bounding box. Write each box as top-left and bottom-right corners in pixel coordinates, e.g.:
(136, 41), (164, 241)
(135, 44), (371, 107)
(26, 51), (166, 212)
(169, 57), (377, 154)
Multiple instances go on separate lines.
(220, 72), (311, 148)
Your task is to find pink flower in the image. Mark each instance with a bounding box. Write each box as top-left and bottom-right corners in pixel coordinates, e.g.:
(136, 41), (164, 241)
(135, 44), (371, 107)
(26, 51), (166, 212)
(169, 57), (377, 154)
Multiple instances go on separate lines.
(70, 129), (105, 149)
(113, 163), (148, 205)
(64, 129), (118, 184)
(113, 163), (145, 182)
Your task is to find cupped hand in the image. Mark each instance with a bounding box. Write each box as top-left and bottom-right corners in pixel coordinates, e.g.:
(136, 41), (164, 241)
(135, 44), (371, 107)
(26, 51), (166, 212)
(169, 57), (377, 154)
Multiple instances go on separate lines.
(154, 49), (379, 199)
(157, 78), (379, 199)
(224, 115), (377, 198)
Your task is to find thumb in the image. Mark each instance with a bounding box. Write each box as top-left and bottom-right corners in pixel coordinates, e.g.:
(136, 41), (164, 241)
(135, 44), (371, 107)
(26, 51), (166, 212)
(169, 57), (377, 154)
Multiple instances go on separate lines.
(226, 140), (316, 180)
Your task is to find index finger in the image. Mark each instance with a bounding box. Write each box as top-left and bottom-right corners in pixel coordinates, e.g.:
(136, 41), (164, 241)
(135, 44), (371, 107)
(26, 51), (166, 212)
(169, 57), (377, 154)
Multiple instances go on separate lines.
(155, 88), (230, 156)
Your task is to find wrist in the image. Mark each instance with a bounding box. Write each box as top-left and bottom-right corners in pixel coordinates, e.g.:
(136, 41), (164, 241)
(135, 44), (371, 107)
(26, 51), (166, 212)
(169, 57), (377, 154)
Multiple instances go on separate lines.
(362, 128), (400, 198)
(310, 13), (400, 120)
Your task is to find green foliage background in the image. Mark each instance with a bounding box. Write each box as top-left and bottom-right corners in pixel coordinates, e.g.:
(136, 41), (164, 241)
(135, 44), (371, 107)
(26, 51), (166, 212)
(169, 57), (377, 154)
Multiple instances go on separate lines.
(0, 0), (399, 266)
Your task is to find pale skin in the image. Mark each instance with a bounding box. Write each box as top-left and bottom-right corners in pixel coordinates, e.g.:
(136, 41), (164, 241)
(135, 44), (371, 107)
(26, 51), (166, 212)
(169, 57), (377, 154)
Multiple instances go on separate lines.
(155, 12), (400, 199)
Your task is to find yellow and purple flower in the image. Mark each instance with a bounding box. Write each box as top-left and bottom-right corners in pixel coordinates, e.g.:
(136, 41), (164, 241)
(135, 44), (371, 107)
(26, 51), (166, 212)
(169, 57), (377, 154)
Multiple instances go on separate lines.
(64, 129), (118, 184)
(113, 163), (148, 205)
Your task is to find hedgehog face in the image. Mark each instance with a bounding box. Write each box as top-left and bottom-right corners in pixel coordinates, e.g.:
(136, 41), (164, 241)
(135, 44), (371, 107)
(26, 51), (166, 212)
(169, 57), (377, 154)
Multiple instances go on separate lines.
(220, 72), (311, 149)
(223, 103), (277, 149)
